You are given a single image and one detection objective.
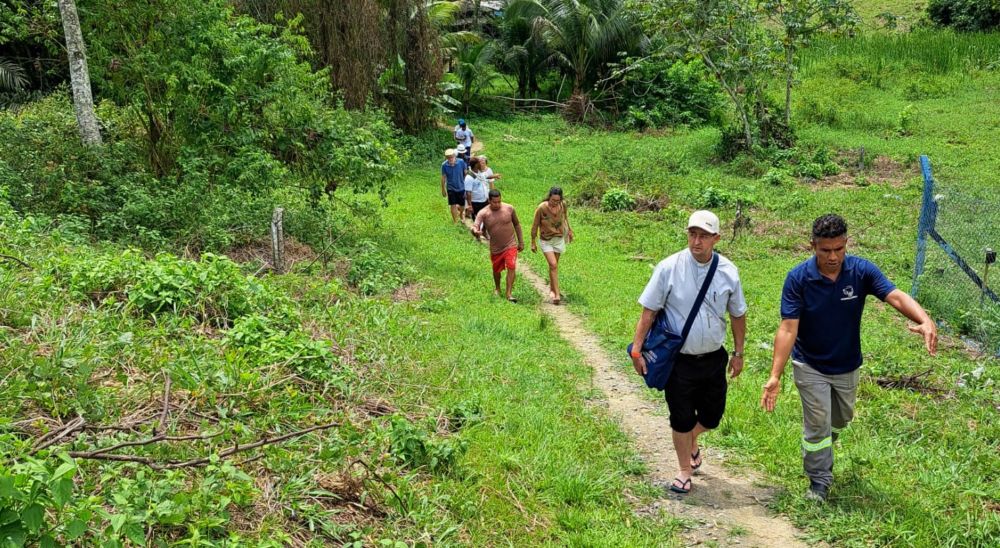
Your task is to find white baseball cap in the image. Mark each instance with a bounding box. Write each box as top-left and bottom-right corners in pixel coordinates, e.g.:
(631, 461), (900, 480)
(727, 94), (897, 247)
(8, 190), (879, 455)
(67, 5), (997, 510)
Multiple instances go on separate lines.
(687, 210), (720, 234)
(445, 148), (456, 157)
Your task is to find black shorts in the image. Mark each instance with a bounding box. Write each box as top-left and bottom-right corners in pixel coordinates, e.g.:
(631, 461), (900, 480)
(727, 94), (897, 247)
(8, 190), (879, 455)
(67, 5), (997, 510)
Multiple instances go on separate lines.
(471, 201), (488, 222)
(447, 190), (465, 206)
(664, 347), (728, 433)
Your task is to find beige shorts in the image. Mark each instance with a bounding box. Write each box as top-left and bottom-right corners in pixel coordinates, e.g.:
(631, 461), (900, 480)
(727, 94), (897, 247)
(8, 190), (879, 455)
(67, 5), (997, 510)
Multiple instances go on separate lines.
(539, 236), (566, 254)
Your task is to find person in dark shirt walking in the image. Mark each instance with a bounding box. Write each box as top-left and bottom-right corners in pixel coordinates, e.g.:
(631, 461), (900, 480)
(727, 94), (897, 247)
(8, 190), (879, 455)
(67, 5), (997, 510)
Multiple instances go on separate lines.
(761, 214), (937, 502)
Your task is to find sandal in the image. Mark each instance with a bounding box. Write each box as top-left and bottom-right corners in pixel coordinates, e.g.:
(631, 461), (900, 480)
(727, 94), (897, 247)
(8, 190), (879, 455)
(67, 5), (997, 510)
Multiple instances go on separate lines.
(669, 477), (692, 494)
(507, 297), (518, 303)
(691, 448), (702, 470)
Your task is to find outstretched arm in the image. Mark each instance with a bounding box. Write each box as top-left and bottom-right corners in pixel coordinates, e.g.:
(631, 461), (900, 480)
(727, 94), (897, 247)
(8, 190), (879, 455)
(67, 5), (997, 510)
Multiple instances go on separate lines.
(761, 318), (799, 412)
(885, 289), (938, 355)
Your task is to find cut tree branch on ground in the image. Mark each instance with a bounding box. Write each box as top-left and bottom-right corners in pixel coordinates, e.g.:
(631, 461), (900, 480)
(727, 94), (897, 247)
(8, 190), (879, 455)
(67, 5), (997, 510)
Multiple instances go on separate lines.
(0, 254), (32, 269)
(67, 420), (340, 470)
(31, 416), (86, 455)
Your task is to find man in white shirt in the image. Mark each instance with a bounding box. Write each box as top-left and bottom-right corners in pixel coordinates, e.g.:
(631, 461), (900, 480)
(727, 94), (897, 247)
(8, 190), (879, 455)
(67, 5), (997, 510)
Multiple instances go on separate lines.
(630, 210), (747, 495)
(454, 119), (474, 162)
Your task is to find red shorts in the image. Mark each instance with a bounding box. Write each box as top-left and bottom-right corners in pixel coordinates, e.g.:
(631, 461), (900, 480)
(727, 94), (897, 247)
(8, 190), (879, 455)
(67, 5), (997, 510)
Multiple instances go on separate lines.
(490, 247), (518, 274)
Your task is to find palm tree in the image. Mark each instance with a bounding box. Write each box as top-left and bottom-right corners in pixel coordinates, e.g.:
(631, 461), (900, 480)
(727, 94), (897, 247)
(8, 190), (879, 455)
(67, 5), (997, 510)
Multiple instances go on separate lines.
(498, 11), (554, 98)
(454, 40), (500, 113)
(505, 0), (645, 97)
(0, 58), (29, 92)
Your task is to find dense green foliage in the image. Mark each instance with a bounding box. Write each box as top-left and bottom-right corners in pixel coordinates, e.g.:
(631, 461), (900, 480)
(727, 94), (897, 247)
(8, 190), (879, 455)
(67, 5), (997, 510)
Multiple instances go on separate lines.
(615, 57), (725, 130)
(0, 200), (678, 545)
(928, 0), (1000, 31)
(2, 0), (999, 545)
(0, 0), (399, 250)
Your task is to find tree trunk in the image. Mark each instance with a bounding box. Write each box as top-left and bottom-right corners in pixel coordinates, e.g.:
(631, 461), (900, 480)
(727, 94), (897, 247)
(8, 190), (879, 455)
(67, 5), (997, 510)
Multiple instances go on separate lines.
(58, 0), (102, 147)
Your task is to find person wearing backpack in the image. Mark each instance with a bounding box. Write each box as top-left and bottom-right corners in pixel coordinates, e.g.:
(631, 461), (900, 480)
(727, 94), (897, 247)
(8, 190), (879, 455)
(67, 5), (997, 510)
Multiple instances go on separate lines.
(629, 210), (748, 494)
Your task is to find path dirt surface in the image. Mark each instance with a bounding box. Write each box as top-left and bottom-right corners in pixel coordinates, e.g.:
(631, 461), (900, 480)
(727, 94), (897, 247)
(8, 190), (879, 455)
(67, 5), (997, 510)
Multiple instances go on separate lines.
(517, 266), (811, 547)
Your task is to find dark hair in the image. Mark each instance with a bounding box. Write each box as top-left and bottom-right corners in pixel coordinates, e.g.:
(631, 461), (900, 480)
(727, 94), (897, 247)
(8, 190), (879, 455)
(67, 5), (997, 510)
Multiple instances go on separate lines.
(468, 157), (481, 171)
(547, 186), (564, 200)
(812, 214), (848, 240)
(488, 189), (501, 199)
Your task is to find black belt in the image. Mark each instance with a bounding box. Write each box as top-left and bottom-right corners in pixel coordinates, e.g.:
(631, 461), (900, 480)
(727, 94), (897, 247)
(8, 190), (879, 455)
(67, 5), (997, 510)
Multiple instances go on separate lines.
(680, 347), (724, 360)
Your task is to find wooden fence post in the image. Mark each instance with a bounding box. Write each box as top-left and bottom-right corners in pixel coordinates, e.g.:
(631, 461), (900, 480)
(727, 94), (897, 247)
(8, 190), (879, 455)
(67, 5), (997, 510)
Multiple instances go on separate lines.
(271, 207), (285, 274)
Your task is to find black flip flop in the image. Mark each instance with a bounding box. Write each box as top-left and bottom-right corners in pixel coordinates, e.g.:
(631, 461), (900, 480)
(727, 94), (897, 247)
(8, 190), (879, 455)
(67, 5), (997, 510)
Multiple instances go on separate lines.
(691, 448), (702, 470)
(669, 477), (692, 494)
(507, 297), (518, 303)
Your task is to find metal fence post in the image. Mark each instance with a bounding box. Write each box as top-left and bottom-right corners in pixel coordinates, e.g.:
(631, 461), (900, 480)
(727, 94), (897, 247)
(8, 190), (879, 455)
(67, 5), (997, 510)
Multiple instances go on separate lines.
(911, 156), (936, 298)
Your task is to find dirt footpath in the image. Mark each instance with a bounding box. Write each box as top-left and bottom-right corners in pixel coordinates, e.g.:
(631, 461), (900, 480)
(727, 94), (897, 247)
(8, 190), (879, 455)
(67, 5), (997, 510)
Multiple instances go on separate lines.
(519, 266), (811, 547)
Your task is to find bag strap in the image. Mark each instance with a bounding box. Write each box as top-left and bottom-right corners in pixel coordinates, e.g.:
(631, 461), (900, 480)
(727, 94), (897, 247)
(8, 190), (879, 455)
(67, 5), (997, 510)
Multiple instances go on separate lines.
(678, 253), (719, 346)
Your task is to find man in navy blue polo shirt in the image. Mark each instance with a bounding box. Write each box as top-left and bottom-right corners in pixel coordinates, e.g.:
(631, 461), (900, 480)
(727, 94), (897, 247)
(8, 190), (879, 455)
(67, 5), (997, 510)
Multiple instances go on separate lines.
(760, 214), (937, 502)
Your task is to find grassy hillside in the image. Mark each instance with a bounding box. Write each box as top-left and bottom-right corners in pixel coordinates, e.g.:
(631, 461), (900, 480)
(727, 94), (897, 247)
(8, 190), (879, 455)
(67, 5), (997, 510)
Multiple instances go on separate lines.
(386, 29), (1000, 546)
(0, 195), (681, 543)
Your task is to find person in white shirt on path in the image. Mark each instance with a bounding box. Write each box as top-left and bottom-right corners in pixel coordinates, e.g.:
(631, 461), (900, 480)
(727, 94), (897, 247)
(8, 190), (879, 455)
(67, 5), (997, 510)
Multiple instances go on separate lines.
(630, 210), (748, 495)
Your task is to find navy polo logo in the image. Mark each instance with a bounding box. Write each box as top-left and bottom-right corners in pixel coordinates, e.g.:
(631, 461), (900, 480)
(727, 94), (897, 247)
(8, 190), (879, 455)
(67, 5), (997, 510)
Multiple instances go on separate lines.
(841, 285), (857, 301)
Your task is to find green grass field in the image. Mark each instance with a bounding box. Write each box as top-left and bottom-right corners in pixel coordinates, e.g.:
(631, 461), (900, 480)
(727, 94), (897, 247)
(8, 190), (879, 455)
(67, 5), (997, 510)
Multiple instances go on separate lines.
(387, 29), (1000, 545)
(3, 7), (999, 546)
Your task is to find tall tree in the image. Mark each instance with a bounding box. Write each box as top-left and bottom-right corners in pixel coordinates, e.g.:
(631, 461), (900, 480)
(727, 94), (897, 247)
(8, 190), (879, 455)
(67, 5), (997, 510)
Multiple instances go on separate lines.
(498, 9), (554, 98)
(635, 0), (780, 149)
(57, 0), (102, 146)
(759, 0), (856, 128)
(454, 40), (499, 113)
(506, 0), (646, 97)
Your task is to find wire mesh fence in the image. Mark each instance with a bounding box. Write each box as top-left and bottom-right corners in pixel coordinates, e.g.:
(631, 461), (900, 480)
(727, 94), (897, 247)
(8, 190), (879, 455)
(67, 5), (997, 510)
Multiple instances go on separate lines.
(912, 157), (999, 357)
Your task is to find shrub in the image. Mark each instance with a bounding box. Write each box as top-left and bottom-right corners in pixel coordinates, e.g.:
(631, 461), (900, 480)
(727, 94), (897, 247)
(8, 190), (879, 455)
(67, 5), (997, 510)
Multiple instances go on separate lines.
(601, 188), (636, 212)
(225, 314), (345, 385)
(57, 250), (291, 327)
(348, 241), (415, 295)
(388, 416), (467, 473)
(927, 0), (1000, 31)
(0, 1), (402, 252)
(697, 186), (736, 208)
(617, 58), (725, 130)
(762, 168), (790, 186)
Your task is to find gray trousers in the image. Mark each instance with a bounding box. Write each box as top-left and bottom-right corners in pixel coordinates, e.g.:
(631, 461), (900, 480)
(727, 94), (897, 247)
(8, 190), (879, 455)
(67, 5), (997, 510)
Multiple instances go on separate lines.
(792, 360), (860, 488)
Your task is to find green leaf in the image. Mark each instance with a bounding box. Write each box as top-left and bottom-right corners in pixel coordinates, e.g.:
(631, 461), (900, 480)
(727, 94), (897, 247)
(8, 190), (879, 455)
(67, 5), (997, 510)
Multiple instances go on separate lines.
(0, 521), (26, 546)
(0, 476), (19, 500)
(109, 513), (126, 533)
(39, 534), (57, 548)
(65, 519), (87, 540)
(52, 461), (76, 481)
(125, 523), (145, 545)
(50, 478), (74, 507)
(20, 503), (44, 534)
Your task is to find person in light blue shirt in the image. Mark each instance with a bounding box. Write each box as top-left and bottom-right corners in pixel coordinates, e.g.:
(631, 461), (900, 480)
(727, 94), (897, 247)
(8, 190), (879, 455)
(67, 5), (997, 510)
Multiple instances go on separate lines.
(631, 210), (747, 495)
(761, 213), (938, 503)
(440, 148), (467, 224)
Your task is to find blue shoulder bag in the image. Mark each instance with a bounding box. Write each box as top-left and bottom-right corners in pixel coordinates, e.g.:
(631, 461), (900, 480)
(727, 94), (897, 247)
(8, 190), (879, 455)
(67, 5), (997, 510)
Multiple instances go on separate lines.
(627, 253), (719, 390)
